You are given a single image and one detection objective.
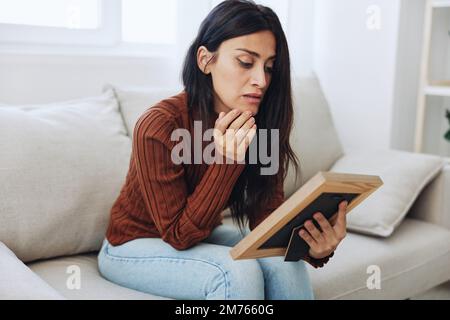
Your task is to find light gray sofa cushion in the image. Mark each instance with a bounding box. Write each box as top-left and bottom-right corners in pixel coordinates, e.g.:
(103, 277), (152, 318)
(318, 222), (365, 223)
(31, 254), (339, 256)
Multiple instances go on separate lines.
(0, 90), (131, 263)
(28, 254), (169, 300)
(103, 84), (182, 136)
(307, 218), (450, 299)
(331, 149), (445, 237)
(28, 218), (450, 300)
(0, 242), (64, 300)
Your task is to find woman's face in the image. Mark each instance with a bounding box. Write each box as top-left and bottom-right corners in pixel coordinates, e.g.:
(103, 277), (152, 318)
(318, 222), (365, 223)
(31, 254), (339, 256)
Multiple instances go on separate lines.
(197, 30), (276, 116)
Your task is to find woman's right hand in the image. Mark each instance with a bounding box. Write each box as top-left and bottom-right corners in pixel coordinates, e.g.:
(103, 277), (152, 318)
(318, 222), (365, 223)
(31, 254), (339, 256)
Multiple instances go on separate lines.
(213, 109), (257, 163)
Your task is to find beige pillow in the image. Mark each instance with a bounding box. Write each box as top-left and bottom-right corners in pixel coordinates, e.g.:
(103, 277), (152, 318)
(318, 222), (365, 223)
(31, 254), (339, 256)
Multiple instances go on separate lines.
(103, 84), (182, 136)
(331, 149), (445, 237)
(0, 90), (131, 262)
(0, 242), (64, 299)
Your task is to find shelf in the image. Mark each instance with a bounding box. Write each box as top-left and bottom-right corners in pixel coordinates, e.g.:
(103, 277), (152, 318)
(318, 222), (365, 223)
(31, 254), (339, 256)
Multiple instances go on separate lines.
(433, 0), (450, 8)
(414, 1), (450, 154)
(424, 81), (450, 97)
(425, 85), (450, 96)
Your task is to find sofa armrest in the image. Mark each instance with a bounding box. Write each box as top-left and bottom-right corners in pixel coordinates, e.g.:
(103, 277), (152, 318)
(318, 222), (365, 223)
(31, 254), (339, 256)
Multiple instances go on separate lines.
(0, 242), (65, 300)
(409, 163), (450, 229)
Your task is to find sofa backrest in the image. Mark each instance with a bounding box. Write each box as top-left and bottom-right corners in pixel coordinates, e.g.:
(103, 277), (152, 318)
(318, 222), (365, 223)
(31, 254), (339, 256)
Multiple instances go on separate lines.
(284, 77), (344, 196)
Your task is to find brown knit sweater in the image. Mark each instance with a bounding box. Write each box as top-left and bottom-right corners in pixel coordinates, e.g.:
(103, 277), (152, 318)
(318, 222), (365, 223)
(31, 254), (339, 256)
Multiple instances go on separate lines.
(105, 91), (333, 268)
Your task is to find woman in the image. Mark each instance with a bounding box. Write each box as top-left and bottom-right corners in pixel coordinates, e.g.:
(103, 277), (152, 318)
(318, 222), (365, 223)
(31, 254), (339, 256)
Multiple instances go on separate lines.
(98, 0), (348, 300)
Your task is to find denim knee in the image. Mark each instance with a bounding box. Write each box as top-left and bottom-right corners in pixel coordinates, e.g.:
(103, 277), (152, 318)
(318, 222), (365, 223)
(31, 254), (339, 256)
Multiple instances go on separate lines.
(208, 259), (265, 300)
(257, 257), (314, 300)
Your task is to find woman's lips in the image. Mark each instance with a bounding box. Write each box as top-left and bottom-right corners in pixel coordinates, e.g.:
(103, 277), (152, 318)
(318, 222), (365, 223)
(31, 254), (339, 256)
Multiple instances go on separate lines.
(243, 95), (261, 104)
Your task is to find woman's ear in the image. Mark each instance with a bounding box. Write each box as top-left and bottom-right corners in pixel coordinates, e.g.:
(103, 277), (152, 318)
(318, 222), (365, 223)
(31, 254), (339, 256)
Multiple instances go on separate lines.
(197, 46), (213, 75)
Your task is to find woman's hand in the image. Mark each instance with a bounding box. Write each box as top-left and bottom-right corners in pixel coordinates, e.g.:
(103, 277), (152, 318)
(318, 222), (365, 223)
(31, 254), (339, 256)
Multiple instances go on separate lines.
(213, 109), (257, 163)
(299, 200), (348, 259)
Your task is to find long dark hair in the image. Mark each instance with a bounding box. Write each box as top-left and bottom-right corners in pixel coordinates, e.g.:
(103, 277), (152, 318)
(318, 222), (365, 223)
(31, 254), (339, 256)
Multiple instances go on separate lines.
(182, 0), (299, 233)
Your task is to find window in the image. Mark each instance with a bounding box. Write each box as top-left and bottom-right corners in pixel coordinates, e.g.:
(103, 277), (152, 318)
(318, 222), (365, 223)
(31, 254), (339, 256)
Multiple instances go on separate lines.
(0, 0), (101, 29)
(121, 0), (177, 44)
(0, 0), (179, 50)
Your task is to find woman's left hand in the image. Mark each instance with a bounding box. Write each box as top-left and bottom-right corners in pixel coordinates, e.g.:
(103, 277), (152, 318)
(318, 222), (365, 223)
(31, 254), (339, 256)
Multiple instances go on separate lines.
(298, 200), (348, 259)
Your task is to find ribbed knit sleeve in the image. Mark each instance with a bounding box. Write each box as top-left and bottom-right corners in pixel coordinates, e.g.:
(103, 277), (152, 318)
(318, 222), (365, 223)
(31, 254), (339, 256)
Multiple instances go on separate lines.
(133, 109), (246, 250)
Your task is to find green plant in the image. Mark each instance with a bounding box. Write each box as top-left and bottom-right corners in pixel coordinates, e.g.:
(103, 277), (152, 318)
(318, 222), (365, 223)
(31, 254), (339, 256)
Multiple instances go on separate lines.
(445, 109), (450, 142)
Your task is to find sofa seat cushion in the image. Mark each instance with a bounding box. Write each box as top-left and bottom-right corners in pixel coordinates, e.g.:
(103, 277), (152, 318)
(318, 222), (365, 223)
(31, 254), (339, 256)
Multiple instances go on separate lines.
(28, 219), (450, 300)
(27, 253), (169, 300)
(308, 218), (450, 299)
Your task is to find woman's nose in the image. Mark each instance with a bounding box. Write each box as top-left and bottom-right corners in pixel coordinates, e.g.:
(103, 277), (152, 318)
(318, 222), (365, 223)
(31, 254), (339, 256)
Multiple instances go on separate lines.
(250, 66), (267, 89)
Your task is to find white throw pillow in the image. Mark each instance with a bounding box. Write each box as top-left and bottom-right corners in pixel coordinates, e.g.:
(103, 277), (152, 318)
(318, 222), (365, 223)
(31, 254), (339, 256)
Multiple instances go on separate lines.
(0, 89), (132, 262)
(0, 242), (64, 299)
(330, 149), (445, 237)
(103, 84), (182, 136)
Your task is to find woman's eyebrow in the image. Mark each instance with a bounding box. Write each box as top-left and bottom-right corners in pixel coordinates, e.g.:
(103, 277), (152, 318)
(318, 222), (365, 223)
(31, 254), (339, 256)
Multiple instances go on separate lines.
(235, 48), (276, 60)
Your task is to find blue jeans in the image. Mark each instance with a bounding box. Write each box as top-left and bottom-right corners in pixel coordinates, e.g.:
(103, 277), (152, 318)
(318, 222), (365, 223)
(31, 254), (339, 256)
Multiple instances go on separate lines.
(97, 224), (314, 300)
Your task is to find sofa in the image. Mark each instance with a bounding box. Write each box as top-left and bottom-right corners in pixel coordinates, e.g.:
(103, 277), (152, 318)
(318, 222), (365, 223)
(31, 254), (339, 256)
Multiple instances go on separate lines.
(1, 76), (449, 300)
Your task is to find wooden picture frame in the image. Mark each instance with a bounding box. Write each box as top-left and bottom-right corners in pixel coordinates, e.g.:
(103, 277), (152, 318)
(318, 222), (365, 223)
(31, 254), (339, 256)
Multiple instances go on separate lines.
(229, 171), (383, 261)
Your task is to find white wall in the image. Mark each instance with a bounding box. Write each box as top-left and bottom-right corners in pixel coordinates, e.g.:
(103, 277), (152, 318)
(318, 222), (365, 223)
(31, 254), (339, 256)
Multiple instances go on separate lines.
(288, 0), (315, 78)
(313, 0), (401, 152)
(0, 53), (179, 104)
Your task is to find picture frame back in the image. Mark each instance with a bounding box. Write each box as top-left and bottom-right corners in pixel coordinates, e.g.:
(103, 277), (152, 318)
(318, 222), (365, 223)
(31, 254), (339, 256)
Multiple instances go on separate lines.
(229, 171), (383, 261)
